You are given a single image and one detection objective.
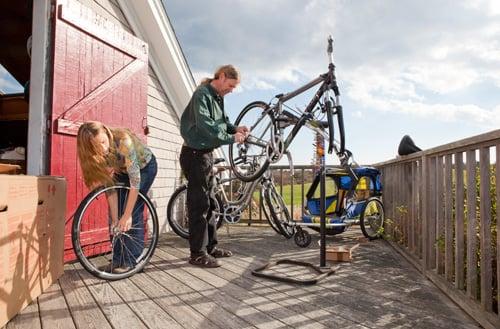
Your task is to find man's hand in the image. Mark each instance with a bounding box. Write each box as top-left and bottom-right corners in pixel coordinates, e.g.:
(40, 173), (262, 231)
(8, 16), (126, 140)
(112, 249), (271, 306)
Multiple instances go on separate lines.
(236, 126), (249, 135)
(234, 132), (247, 144)
(235, 126), (249, 143)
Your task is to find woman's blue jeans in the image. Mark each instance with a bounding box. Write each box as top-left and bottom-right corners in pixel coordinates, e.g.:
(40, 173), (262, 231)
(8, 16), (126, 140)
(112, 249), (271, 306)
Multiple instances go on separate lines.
(112, 155), (157, 267)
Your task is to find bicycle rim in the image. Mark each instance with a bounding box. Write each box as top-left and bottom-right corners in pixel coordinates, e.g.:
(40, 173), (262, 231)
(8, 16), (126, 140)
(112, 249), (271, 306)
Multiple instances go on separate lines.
(229, 101), (272, 182)
(72, 186), (159, 280)
(167, 185), (190, 239)
(261, 191), (282, 235)
(264, 186), (294, 238)
(360, 198), (385, 240)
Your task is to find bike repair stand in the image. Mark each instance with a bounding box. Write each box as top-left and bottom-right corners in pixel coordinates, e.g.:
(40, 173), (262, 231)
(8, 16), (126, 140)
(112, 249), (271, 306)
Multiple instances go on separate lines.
(252, 134), (337, 284)
(318, 138), (328, 269)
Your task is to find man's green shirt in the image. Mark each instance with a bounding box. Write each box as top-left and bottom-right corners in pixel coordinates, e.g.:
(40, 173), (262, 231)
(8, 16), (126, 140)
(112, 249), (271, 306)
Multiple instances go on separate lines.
(180, 83), (236, 150)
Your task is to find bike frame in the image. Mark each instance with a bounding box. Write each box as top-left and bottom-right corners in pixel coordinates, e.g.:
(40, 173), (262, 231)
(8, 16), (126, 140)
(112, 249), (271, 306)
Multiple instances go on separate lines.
(245, 61), (344, 168)
(278, 70), (338, 151)
(212, 171), (271, 219)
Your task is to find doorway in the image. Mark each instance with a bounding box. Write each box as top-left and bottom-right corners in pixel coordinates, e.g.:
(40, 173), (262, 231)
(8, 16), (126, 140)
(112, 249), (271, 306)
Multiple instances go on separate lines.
(0, 0), (33, 174)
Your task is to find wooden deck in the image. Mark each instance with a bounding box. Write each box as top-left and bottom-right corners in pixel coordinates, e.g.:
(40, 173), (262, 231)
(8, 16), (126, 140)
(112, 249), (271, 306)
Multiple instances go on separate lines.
(3, 226), (481, 329)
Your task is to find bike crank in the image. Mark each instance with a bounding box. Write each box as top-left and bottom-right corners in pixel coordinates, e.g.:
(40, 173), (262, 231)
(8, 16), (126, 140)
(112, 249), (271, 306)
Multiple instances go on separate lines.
(223, 205), (242, 224)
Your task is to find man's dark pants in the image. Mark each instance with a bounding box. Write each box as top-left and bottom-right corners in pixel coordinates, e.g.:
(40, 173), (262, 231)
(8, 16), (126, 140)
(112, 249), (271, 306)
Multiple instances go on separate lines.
(179, 145), (218, 258)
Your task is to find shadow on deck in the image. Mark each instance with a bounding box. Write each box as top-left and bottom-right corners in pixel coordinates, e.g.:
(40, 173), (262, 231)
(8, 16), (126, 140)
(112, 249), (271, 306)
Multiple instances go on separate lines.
(3, 226), (481, 329)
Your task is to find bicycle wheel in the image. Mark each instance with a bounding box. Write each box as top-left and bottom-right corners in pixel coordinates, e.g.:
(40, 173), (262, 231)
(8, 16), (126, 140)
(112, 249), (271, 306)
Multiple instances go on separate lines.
(261, 190), (282, 235)
(166, 184), (224, 239)
(229, 101), (273, 182)
(264, 185), (294, 238)
(360, 197), (385, 240)
(72, 185), (159, 280)
(326, 97), (345, 156)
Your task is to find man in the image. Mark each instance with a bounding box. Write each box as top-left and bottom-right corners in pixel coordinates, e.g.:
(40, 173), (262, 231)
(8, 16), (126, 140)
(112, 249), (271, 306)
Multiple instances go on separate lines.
(179, 65), (248, 268)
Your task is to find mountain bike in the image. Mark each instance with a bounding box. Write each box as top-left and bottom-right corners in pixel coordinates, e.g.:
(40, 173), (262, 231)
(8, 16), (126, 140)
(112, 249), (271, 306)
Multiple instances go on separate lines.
(229, 36), (351, 182)
(167, 158), (295, 239)
(72, 185), (159, 280)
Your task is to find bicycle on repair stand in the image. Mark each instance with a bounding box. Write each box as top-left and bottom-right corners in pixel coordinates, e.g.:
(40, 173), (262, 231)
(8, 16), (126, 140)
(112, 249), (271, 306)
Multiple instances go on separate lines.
(228, 36), (366, 239)
(229, 36), (353, 183)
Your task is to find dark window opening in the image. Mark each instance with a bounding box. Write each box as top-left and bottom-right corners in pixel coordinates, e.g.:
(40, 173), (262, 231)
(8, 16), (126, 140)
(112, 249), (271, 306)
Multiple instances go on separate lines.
(0, 0), (33, 174)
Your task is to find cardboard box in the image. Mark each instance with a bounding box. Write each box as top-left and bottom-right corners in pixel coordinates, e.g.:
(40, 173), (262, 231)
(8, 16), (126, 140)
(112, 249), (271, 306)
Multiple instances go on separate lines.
(0, 175), (67, 327)
(326, 244), (359, 262)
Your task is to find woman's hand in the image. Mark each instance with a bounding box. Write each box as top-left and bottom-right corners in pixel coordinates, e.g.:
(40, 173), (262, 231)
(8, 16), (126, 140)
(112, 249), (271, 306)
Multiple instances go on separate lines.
(118, 215), (132, 232)
(114, 188), (138, 233)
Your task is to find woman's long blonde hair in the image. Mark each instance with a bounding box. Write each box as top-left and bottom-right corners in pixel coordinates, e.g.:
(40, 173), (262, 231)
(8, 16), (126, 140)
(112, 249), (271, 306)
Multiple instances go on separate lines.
(77, 121), (146, 188)
(77, 121), (116, 188)
(200, 64), (240, 85)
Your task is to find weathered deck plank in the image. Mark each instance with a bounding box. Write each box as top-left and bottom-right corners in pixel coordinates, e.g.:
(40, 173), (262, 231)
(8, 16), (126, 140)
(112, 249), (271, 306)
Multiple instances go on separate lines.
(145, 254), (254, 329)
(220, 228), (476, 329)
(38, 281), (76, 329)
(58, 264), (112, 329)
(128, 267), (220, 329)
(2, 226), (482, 329)
(4, 299), (41, 329)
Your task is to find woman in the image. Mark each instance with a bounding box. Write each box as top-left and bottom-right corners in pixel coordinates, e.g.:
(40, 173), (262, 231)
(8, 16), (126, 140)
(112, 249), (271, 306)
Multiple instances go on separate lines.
(77, 121), (157, 273)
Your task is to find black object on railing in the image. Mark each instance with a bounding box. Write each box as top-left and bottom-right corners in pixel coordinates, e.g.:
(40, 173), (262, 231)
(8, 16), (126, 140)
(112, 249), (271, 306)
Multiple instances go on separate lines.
(398, 135), (422, 156)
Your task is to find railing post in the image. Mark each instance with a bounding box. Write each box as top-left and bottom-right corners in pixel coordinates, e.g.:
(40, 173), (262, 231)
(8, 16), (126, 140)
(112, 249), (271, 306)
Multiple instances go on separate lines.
(479, 147), (492, 311)
(454, 151), (465, 290)
(466, 150), (477, 299)
(421, 154), (428, 272)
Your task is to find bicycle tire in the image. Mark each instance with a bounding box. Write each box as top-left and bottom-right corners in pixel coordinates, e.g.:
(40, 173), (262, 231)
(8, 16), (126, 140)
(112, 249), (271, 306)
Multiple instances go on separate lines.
(264, 186), (294, 239)
(261, 190), (282, 235)
(72, 185), (159, 280)
(229, 101), (273, 182)
(166, 184), (224, 239)
(360, 197), (385, 240)
(336, 104), (346, 155)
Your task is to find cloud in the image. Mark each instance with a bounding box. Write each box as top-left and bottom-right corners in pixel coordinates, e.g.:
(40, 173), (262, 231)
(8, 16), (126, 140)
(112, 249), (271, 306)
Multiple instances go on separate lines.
(346, 65), (500, 127)
(164, 0), (500, 127)
(464, 0), (500, 16)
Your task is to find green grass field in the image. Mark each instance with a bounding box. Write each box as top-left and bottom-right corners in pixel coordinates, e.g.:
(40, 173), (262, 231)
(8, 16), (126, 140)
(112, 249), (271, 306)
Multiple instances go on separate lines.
(253, 183), (337, 206)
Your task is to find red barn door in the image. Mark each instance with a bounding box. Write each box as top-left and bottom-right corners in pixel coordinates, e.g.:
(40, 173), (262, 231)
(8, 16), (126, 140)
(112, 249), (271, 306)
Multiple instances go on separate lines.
(49, 0), (148, 261)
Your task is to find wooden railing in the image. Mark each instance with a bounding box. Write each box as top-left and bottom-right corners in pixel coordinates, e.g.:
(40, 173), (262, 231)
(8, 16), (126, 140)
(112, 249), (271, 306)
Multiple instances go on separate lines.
(374, 129), (500, 329)
(217, 131), (500, 328)
(227, 164), (320, 224)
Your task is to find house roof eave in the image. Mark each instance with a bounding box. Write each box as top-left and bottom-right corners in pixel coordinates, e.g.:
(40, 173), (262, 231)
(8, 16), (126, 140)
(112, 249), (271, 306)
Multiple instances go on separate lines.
(117, 0), (195, 118)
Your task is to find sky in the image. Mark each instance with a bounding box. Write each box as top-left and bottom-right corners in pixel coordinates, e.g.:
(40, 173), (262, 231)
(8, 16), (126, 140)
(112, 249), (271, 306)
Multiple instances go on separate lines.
(2, 0), (499, 166)
(0, 65), (23, 94)
(162, 0), (500, 165)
